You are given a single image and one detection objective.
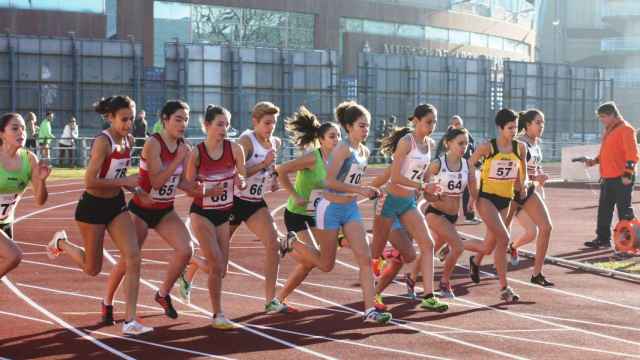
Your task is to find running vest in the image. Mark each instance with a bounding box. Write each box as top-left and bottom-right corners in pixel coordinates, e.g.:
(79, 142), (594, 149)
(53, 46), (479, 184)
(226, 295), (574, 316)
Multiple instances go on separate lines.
(236, 130), (277, 202)
(287, 149), (327, 216)
(328, 141), (367, 195)
(479, 139), (522, 199)
(520, 134), (542, 180)
(434, 154), (469, 196)
(0, 148), (31, 224)
(397, 133), (430, 190)
(193, 140), (236, 210)
(97, 130), (131, 180)
(133, 134), (183, 209)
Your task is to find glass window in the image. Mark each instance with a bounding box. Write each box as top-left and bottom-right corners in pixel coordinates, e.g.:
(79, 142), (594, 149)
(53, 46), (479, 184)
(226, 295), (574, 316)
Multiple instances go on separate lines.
(449, 29), (470, 45)
(155, 1), (191, 20)
(0, 0), (9, 6)
(12, 0), (104, 13)
(363, 20), (396, 35)
(341, 18), (364, 33)
(504, 38), (517, 52)
(470, 32), (488, 47)
(106, 0), (117, 38)
(397, 24), (424, 39)
(488, 35), (504, 50)
(425, 26), (448, 42)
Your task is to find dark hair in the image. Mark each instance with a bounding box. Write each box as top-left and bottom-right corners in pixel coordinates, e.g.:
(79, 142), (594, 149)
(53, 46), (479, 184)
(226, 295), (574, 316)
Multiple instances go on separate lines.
(204, 104), (231, 124)
(46, 111), (53, 117)
(518, 109), (544, 133)
(160, 100), (190, 122)
(94, 95), (135, 116)
(0, 112), (22, 145)
(285, 106), (338, 148)
(495, 108), (518, 129)
(335, 101), (370, 132)
(596, 101), (621, 118)
(441, 127), (469, 150)
(379, 127), (413, 156)
(408, 103), (437, 122)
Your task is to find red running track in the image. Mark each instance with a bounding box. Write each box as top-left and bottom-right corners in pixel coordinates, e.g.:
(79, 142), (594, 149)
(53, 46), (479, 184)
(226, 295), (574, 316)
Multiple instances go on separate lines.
(1, 174), (640, 359)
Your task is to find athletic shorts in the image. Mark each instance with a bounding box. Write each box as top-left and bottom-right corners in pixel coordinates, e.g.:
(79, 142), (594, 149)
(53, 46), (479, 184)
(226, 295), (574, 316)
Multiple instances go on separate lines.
(478, 191), (511, 211)
(75, 191), (127, 225)
(284, 208), (315, 233)
(229, 196), (267, 226)
(374, 193), (403, 230)
(380, 193), (416, 219)
(425, 205), (458, 224)
(128, 200), (174, 229)
(316, 198), (362, 230)
(513, 184), (536, 207)
(0, 222), (13, 239)
(190, 203), (231, 227)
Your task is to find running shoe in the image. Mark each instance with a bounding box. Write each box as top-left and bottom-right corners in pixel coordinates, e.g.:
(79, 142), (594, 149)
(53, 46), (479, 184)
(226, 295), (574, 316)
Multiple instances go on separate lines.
(436, 245), (450, 263)
(279, 231), (297, 258)
(404, 272), (417, 300)
(371, 256), (386, 278)
(469, 255), (480, 284)
(464, 217), (483, 225)
(508, 243), (520, 266)
(177, 270), (192, 304)
(374, 293), (388, 312)
(46, 230), (67, 260)
(122, 319), (153, 336)
(530, 273), (554, 287)
(101, 302), (114, 326)
(154, 291), (178, 319)
(420, 295), (449, 312)
(363, 308), (392, 324)
(265, 298), (298, 314)
(500, 286), (520, 303)
(212, 313), (237, 330)
(437, 282), (455, 299)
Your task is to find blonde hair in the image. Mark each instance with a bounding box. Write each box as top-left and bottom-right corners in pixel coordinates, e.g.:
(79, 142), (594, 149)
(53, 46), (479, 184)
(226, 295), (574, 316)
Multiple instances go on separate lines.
(252, 101), (280, 121)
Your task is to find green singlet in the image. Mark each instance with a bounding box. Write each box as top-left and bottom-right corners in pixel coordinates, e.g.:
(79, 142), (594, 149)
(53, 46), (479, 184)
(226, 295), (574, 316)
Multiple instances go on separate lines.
(286, 149), (327, 216)
(0, 148), (32, 224)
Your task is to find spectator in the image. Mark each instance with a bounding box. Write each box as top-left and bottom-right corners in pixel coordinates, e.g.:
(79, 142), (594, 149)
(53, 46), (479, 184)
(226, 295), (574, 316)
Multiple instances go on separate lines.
(37, 111), (54, 160)
(435, 115), (482, 224)
(584, 101), (638, 248)
(25, 112), (38, 151)
(132, 110), (148, 163)
(59, 116), (79, 167)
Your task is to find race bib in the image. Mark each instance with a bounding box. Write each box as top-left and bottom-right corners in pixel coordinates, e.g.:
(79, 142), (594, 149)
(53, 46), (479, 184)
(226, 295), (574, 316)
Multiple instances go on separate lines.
(306, 189), (323, 212)
(488, 160), (518, 180)
(103, 158), (130, 180)
(150, 175), (180, 202)
(439, 172), (465, 195)
(203, 178), (234, 209)
(0, 193), (18, 220)
(345, 164), (366, 185)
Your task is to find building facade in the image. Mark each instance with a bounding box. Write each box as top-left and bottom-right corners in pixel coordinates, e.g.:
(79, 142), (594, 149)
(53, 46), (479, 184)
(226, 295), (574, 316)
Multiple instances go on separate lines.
(0, 1), (538, 70)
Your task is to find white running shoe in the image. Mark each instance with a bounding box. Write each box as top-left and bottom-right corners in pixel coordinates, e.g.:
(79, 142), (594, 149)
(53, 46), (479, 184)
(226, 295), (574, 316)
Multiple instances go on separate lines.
(212, 313), (237, 330)
(122, 320), (153, 336)
(46, 230), (67, 260)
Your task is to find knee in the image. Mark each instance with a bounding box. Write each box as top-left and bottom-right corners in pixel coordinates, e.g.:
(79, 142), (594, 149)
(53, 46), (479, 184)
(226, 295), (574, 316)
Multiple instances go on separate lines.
(175, 246), (192, 265)
(7, 250), (22, 271)
(450, 241), (464, 257)
(539, 222), (553, 237)
(318, 260), (335, 273)
(123, 248), (142, 269)
(84, 263), (102, 277)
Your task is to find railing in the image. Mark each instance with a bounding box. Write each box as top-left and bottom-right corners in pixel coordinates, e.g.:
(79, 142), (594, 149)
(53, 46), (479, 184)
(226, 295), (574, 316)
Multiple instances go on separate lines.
(37, 135), (599, 168)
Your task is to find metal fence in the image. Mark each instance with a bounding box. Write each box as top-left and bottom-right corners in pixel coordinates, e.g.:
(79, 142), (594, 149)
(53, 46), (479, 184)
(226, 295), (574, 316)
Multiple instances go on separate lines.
(0, 35), (613, 163)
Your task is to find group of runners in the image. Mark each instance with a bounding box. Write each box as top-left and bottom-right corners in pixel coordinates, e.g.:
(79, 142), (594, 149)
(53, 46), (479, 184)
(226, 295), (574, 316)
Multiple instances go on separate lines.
(0, 95), (554, 336)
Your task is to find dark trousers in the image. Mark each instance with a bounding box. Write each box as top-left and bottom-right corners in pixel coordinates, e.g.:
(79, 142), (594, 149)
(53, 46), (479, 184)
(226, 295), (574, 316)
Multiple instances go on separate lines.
(596, 177), (634, 242)
(463, 187), (475, 220)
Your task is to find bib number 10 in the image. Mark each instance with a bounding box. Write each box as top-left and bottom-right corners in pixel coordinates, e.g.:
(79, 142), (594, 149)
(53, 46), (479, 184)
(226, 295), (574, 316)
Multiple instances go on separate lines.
(348, 173), (362, 185)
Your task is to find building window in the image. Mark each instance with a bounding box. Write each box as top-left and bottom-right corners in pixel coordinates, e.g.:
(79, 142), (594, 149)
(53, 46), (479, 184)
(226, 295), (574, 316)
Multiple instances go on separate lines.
(9, 0), (104, 13)
(106, 0), (117, 38)
(425, 26), (448, 42)
(363, 20), (396, 36)
(470, 32), (488, 47)
(449, 29), (470, 45)
(154, 1), (314, 66)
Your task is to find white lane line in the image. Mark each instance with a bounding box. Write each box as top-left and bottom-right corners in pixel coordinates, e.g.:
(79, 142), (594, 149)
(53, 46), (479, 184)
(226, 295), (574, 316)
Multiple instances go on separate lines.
(2, 278), (134, 360)
(3, 200), (133, 359)
(102, 249), (338, 360)
(0, 309), (54, 325)
(22, 188), (82, 200)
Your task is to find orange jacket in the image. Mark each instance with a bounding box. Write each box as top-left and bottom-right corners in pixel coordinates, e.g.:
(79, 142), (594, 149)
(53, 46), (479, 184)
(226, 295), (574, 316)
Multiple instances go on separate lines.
(598, 120), (639, 178)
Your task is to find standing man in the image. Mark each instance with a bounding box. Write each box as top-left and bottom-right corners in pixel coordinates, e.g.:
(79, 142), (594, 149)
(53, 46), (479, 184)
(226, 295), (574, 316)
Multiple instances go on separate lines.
(38, 111), (54, 160)
(132, 110), (148, 163)
(584, 101), (638, 248)
(435, 115), (482, 224)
